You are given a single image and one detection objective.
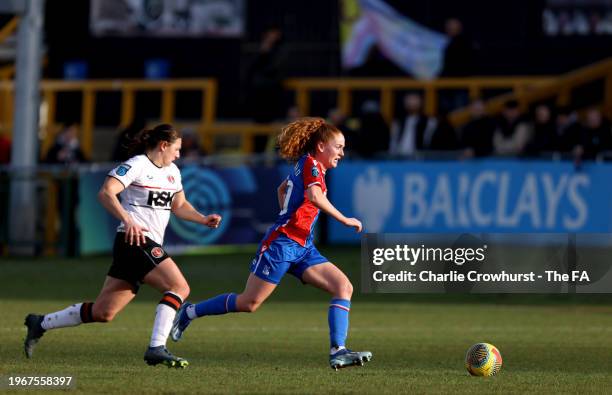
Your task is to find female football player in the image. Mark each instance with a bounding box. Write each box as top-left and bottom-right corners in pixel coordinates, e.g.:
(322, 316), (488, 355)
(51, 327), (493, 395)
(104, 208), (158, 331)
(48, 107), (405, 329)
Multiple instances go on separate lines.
(171, 118), (372, 370)
(24, 124), (222, 368)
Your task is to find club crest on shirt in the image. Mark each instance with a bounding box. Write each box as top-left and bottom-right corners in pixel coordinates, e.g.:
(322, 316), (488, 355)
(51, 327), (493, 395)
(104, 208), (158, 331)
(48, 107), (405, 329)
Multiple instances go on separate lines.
(311, 166), (319, 177)
(151, 247), (164, 259)
(167, 175), (175, 184)
(116, 164), (131, 176)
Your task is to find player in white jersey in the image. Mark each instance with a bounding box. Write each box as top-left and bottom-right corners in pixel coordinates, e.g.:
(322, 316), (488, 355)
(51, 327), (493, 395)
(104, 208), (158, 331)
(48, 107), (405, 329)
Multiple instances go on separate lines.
(24, 124), (222, 368)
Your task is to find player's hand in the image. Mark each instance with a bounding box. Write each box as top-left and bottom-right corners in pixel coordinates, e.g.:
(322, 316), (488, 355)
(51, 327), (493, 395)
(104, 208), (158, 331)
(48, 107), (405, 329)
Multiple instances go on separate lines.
(343, 217), (362, 233)
(124, 221), (149, 246)
(203, 214), (222, 228)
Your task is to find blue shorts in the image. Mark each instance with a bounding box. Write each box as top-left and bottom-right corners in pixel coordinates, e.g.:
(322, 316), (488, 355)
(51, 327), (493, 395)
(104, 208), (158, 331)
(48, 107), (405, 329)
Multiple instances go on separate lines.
(250, 234), (328, 284)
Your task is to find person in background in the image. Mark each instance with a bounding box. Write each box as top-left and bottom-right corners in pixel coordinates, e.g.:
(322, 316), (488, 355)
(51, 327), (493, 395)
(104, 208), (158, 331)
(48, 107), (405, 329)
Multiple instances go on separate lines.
(493, 100), (532, 156)
(459, 99), (496, 159)
(390, 93), (436, 157)
(356, 100), (390, 158)
(574, 107), (612, 161)
(0, 133), (10, 164)
(44, 123), (87, 165)
(525, 104), (556, 157)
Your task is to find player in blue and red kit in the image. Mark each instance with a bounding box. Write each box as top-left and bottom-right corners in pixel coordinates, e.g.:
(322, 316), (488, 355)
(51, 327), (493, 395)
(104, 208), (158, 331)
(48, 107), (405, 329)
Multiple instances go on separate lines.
(171, 118), (372, 370)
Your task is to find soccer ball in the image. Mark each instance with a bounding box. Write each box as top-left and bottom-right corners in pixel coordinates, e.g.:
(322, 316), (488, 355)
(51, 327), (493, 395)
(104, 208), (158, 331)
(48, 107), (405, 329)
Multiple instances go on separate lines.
(465, 343), (502, 376)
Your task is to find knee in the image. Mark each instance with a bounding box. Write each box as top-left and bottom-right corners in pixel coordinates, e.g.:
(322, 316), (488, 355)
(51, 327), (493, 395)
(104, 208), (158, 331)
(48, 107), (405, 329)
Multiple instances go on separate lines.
(334, 280), (353, 300)
(169, 283), (190, 301)
(237, 297), (263, 313)
(92, 308), (116, 323)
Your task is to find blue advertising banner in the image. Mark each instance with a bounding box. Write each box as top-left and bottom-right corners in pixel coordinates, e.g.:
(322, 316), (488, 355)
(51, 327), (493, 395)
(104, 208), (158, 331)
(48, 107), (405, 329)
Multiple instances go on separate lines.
(328, 160), (612, 243)
(79, 163), (287, 254)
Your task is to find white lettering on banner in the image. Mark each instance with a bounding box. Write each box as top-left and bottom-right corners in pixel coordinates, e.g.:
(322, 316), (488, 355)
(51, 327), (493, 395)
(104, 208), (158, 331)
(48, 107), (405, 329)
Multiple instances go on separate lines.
(542, 173), (567, 228)
(564, 175), (588, 229)
(427, 174), (454, 226)
(402, 174), (427, 226)
(399, 171), (589, 230)
(496, 173), (513, 226)
(509, 173), (541, 228)
(457, 173), (471, 227)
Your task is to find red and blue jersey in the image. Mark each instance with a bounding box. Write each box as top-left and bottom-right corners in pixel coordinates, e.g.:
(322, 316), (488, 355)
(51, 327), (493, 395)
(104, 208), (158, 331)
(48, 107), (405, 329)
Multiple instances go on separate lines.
(260, 154), (326, 251)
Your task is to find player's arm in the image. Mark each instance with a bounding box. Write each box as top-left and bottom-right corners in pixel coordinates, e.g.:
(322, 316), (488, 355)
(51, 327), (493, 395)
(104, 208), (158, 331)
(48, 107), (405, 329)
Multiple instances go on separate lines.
(277, 179), (288, 209)
(307, 185), (362, 232)
(171, 190), (222, 228)
(98, 176), (148, 246)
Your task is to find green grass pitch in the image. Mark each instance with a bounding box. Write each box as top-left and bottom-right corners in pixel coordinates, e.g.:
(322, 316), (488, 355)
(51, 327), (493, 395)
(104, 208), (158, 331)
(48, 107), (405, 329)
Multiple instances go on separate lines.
(1, 246), (611, 394)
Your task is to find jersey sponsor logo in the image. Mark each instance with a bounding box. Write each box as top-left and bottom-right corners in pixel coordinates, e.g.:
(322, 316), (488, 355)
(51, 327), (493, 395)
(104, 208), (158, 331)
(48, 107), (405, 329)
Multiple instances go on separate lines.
(116, 164), (132, 176)
(311, 166), (319, 177)
(147, 190), (174, 208)
(151, 246), (164, 258)
(168, 175), (175, 184)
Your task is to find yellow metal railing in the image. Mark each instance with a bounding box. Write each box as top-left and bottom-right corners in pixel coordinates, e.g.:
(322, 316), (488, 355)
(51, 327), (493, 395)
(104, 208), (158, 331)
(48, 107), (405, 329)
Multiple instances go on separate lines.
(285, 76), (555, 125)
(448, 58), (612, 125)
(0, 58), (610, 156)
(0, 78), (217, 158)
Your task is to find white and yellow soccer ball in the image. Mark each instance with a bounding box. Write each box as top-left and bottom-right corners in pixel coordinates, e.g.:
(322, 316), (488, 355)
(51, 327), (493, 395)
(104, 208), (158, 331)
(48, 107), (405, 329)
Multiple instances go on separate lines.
(465, 343), (503, 376)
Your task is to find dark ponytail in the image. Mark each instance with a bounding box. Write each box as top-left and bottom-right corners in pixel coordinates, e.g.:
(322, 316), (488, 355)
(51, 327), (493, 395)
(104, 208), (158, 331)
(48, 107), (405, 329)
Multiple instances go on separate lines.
(127, 123), (181, 157)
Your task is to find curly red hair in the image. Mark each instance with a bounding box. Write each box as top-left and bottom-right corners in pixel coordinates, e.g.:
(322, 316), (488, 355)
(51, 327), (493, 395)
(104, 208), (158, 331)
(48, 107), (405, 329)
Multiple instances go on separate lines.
(277, 117), (341, 161)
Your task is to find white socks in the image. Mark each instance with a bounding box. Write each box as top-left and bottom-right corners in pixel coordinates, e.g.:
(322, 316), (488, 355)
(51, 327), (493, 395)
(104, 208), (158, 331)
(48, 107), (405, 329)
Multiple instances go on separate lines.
(149, 292), (183, 348)
(41, 303), (83, 330)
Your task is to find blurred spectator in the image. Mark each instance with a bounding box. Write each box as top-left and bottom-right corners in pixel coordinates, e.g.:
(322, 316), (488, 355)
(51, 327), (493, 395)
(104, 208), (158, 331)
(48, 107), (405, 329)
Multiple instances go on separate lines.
(356, 100), (390, 157)
(525, 104), (557, 157)
(439, 18), (474, 112)
(493, 100), (532, 156)
(112, 118), (146, 162)
(424, 111), (459, 151)
(553, 106), (582, 153)
(328, 108), (359, 154)
(180, 128), (205, 163)
(390, 93), (436, 157)
(460, 99), (496, 158)
(440, 18), (474, 77)
(0, 134), (10, 164)
(575, 108), (612, 161)
(245, 28), (286, 123)
(44, 123), (87, 165)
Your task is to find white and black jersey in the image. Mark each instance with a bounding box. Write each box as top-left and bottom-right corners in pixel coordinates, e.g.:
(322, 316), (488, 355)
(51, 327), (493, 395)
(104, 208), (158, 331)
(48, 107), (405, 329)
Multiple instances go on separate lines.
(108, 155), (182, 245)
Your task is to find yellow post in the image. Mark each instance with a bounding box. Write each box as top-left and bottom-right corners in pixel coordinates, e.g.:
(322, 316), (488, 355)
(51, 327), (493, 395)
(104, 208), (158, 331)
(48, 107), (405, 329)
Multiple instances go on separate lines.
(161, 87), (175, 124)
(121, 88), (135, 127)
(203, 80), (217, 124)
(337, 87), (351, 117)
(556, 86), (571, 107)
(81, 89), (95, 159)
(468, 85), (480, 101)
(380, 88), (393, 124)
(424, 85), (436, 116)
(296, 88), (309, 116)
(243, 131), (254, 153)
(41, 89), (56, 158)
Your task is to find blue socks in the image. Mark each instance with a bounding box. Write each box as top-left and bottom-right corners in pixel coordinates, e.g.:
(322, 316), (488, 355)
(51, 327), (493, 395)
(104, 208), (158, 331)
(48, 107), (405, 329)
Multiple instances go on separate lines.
(194, 293), (237, 317)
(328, 298), (351, 348)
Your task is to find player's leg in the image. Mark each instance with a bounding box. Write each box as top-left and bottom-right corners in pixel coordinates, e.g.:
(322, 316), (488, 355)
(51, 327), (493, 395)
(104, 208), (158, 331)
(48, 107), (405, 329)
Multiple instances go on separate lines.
(301, 261), (372, 370)
(141, 257), (190, 367)
(171, 273), (277, 342)
(171, 245), (286, 343)
(24, 276), (135, 358)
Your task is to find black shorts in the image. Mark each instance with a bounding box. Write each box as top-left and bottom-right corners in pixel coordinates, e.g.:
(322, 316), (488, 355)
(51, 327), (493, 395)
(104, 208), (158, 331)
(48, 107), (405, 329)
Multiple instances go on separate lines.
(107, 233), (170, 294)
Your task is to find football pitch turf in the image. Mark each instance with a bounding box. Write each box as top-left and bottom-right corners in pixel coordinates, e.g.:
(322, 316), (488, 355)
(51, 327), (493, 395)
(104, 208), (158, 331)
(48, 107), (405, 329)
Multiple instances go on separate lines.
(1, 247), (611, 394)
